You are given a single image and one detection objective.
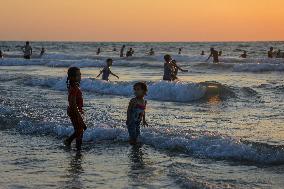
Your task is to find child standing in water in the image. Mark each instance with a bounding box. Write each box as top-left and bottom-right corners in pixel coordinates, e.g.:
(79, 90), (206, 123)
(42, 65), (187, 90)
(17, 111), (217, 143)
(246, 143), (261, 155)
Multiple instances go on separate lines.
(97, 58), (119, 81)
(64, 67), (87, 150)
(126, 82), (148, 145)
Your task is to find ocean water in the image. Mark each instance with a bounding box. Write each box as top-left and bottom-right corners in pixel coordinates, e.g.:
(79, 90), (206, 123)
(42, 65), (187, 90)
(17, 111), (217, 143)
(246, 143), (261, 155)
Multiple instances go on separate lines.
(0, 41), (283, 189)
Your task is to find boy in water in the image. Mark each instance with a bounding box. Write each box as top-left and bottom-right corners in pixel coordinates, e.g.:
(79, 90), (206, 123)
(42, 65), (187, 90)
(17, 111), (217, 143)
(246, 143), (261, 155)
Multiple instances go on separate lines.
(163, 54), (174, 81)
(120, 45), (126, 57)
(149, 48), (155, 56)
(23, 41), (33, 59)
(40, 47), (45, 57)
(201, 51), (205, 55)
(0, 50), (3, 58)
(206, 48), (219, 63)
(178, 48), (182, 55)
(268, 47), (274, 58)
(97, 48), (101, 55)
(126, 82), (148, 145)
(276, 49), (282, 58)
(171, 59), (188, 80)
(97, 58), (119, 81)
(64, 67), (87, 150)
(126, 48), (134, 57)
(240, 51), (247, 58)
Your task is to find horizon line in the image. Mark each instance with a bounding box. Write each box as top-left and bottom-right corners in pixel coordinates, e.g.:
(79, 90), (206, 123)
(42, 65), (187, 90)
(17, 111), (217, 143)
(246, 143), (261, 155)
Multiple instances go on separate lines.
(0, 40), (283, 43)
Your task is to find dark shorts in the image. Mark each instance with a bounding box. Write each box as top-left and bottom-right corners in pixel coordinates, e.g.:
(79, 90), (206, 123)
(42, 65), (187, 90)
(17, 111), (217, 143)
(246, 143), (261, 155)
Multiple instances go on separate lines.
(24, 55), (31, 59)
(163, 76), (172, 81)
(127, 122), (141, 140)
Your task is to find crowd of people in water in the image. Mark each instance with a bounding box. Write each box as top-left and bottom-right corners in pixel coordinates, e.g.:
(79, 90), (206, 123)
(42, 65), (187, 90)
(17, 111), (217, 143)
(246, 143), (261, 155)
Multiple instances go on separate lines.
(1, 41), (284, 61)
(1, 41), (284, 149)
(0, 41), (45, 59)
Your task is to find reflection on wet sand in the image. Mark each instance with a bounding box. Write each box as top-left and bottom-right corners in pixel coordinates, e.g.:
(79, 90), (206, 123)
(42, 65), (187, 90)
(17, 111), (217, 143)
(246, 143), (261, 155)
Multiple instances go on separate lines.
(127, 145), (158, 187)
(65, 151), (84, 189)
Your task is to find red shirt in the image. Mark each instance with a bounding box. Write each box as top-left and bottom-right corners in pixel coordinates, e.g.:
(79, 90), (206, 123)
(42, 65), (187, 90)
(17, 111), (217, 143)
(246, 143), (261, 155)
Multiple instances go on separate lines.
(68, 84), (83, 113)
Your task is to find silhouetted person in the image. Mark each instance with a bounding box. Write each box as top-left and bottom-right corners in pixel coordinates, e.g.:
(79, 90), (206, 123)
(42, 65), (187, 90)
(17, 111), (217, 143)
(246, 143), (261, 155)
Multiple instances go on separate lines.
(23, 41), (32, 59)
(97, 48), (101, 55)
(0, 50), (3, 58)
(268, 47), (274, 58)
(40, 47), (45, 57)
(240, 51), (247, 58)
(201, 51), (205, 55)
(206, 48), (219, 63)
(178, 48), (182, 55)
(276, 49), (282, 58)
(120, 45), (126, 57)
(126, 48), (134, 57)
(163, 54), (173, 81)
(149, 48), (155, 56)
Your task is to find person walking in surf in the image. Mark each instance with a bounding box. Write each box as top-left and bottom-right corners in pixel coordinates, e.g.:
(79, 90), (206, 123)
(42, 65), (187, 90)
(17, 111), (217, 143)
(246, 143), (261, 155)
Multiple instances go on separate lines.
(163, 54), (174, 81)
(206, 48), (219, 63)
(23, 41), (33, 59)
(96, 58), (119, 81)
(64, 67), (87, 150)
(120, 45), (126, 57)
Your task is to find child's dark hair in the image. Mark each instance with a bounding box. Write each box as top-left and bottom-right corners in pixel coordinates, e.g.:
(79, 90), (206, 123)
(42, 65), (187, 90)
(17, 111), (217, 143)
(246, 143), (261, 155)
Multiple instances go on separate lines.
(106, 58), (113, 63)
(66, 67), (80, 89)
(133, 82), (148, 94)
(164, 54), (171, 62)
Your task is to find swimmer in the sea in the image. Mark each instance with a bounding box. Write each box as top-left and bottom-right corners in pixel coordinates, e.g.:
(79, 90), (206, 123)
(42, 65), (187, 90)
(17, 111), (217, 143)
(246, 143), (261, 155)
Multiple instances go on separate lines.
(40, 47), (45, 57)
(201, 51), (205, 55)
(126, 48), (134, 57)
(149, 48), (155, 56)
(206, 48), (219, 63)
(96, 58), (119, 81)
(23, 41), (33, 59)
(276, 49), (282, 58)
(120, 45), (126, 57)
(97, 48), (101, 55)
(268, 47), (274, 58)
(178, 48), (182, 55)
(240, 51), (247, 58)
(163, 54), (174, 81)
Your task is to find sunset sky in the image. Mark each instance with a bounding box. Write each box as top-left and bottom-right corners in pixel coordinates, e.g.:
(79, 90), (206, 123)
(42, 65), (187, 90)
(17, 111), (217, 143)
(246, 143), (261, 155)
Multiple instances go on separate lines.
(0, 0), (283, 42)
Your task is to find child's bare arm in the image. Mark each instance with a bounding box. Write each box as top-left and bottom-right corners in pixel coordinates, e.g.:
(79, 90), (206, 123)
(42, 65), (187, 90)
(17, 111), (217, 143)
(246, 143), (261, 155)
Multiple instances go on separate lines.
(126, 99), (135, 125)
(96, 70), (103, 78)
(142, 113), (148, 127)
(110, 71), (119, 79)
(206, 53), (212, 61)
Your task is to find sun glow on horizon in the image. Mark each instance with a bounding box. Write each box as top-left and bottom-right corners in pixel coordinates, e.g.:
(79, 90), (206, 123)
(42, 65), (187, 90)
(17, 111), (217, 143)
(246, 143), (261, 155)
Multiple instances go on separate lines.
(0, 0), (283, 42)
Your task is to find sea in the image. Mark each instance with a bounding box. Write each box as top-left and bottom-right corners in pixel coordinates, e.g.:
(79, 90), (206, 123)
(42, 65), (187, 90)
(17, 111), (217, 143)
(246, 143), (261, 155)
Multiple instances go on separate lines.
(0, 41), (283, 189)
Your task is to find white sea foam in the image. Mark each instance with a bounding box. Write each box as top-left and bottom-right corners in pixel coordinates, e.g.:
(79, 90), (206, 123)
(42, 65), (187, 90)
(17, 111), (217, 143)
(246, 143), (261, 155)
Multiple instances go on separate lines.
(15, 120), (284, 165)
(27, 77), (207, 102)
(233, 63), (284, 72)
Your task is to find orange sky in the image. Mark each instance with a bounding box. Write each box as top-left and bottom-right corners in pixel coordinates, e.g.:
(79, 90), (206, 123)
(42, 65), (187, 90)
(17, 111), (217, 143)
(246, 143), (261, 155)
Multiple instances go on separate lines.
(0, 0), (283, 42)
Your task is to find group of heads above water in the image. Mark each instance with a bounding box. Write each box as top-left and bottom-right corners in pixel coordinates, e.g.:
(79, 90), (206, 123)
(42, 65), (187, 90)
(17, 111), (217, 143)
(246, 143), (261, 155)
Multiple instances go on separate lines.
(0, 42), (283, 61)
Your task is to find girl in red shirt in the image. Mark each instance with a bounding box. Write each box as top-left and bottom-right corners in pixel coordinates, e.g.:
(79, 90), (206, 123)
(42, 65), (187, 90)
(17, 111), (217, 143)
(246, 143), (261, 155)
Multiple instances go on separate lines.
(64, 67), (87, 150)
